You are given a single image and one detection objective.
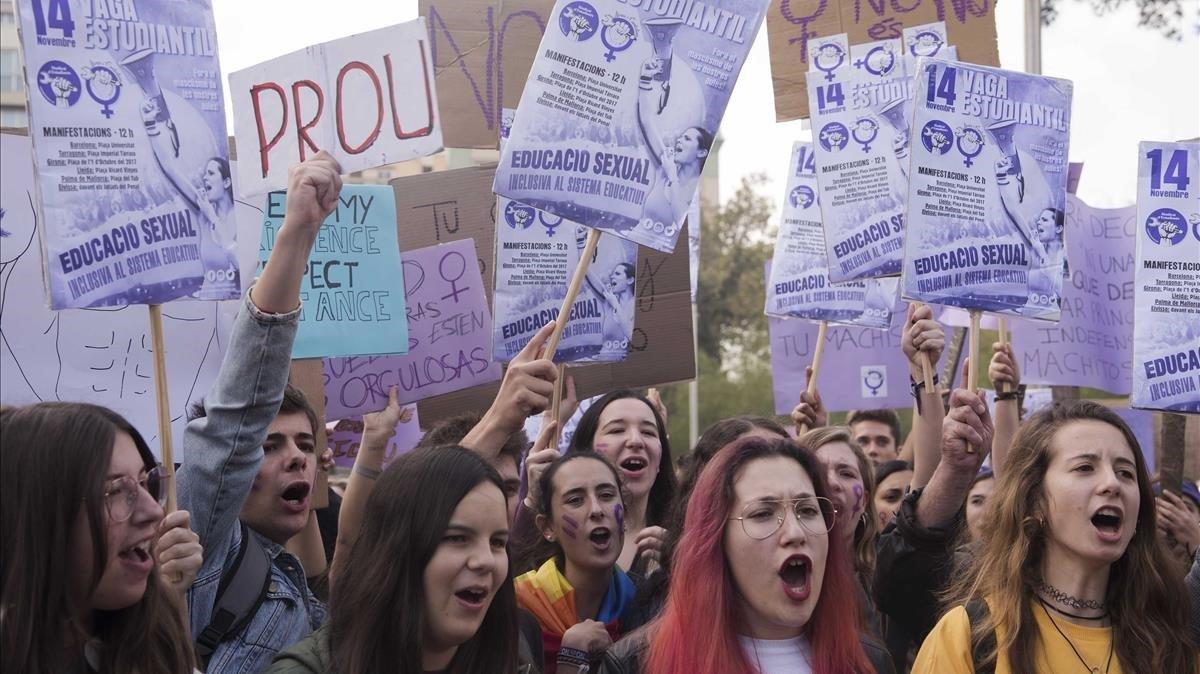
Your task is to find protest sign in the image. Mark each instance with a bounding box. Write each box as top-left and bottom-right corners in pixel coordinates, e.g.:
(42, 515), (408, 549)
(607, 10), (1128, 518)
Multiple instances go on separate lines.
(357, 164), (694, 425)
(326, 406), (422, 470)
(902, 60), (1073, 320)
(805, 27), (954, 283)
(766, 142), (898, 325)
(1130, 141), (1199, 414)
(421, 0), (553, 149)
(228, 19), (442, 196)
(260, 184), (407, 359)
(764, 0), (998, 122)
(1011, 195), (1136, 395)
(14, 0), (240, 308)
(493, 109), (637, 363)
(322, 238), (503, 420)
(494, 0), (769, 253)
(493, 201), (638, 362)
(770, 309), (938, 414)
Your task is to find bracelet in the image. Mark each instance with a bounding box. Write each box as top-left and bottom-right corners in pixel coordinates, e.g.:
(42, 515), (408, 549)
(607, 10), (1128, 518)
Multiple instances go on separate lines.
(910, 374), (940, 414)
(354, 465), (381, 480)
(558, 646), (590, 668)
(994, 384), (1026, 401)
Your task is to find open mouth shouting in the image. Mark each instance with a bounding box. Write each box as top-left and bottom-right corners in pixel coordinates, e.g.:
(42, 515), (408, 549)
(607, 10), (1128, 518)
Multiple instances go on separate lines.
(281, 480), (312, 514)
(1090, 505), (1124, 543)
(618, 456), (648, 482)
(588, 525), (614, 553)
(117, 537), (155, 574)
(453, 585), (491, 611)
(779, 554), (811, 602)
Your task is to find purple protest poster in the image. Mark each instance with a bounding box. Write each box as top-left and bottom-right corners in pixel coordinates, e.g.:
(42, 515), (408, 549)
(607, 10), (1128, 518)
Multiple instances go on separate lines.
(770, 308), (940, 415)
(323, 239), (502, 419)
(1011, 195), (1136, 395)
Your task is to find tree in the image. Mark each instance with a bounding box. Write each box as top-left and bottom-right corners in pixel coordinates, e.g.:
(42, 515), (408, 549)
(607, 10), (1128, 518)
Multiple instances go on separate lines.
(1042, 0), (1188, 39)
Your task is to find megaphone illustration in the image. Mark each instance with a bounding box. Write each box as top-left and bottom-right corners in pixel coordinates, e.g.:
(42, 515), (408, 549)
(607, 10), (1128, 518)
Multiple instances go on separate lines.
(877, 98), (909, 175)
(985, 119), (1022, 175)
(643, 17), (683, 113)
(120, 48), (180, 155)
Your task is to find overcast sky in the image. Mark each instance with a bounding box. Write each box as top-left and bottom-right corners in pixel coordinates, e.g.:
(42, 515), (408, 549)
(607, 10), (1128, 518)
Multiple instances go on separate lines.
(212, 0), (1199, 214)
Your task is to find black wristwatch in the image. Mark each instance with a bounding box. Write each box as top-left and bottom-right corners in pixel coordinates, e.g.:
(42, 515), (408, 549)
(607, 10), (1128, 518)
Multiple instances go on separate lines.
(910, 374), (939, 414)
(994, 384), (1026, 402)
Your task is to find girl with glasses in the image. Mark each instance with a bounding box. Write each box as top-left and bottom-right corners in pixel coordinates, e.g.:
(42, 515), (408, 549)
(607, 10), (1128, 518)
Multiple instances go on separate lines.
(600, 436), (892, 673)
(1, 402), (202, 673)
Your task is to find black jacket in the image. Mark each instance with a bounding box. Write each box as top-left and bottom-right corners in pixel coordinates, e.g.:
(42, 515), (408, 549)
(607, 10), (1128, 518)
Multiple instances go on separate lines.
(872, 486), (966, 644)
(598, 629), (897, 674)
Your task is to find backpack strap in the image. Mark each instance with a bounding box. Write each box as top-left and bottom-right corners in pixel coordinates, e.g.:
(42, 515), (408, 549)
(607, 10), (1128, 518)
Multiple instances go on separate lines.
(964, 598), (997, 674)
(196, 523), (272, 664)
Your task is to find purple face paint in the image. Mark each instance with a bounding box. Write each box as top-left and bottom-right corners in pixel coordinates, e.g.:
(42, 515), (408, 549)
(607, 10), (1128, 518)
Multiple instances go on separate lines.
(614, 503), (624, 531)
(561, 513), (580, 540)
(852, 484), (864, 515)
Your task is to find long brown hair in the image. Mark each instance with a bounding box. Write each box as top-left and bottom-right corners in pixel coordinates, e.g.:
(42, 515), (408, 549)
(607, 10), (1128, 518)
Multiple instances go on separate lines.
(799, 426), (878, 588)
(0, 403), (194, 674)
(330, 446), (518, 674)
(944, 400), (1196, 673)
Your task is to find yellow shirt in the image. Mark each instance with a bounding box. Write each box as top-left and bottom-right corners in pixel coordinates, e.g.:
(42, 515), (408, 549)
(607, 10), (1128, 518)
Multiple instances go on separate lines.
(913, 602), (1123, 674)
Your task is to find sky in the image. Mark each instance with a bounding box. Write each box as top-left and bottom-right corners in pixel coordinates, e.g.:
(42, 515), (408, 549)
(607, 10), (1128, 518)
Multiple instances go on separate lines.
(211, 0), (1200, 214)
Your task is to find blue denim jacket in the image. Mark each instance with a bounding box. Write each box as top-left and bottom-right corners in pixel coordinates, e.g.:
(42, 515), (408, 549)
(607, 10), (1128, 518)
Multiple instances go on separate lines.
(178, 293), (326, 674)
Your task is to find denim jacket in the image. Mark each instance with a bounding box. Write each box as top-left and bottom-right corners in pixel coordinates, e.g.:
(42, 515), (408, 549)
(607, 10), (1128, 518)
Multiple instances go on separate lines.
(178, 293), (326, 674)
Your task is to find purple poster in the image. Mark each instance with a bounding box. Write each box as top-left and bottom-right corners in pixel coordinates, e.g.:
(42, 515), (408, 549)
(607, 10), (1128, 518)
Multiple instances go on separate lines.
(323, 239), (502, 419)
(1011, 195), (1136, 395)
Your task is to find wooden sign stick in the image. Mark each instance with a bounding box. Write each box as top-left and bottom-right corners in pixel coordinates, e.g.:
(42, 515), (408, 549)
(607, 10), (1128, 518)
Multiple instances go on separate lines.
(544, 229), (601, 357)
(798, 321), (828, 435)
(148, 304), (177, 512)
(996, 317), (1009, 394)
(967, 311), (981, 394)
(550, 364), (566, 447)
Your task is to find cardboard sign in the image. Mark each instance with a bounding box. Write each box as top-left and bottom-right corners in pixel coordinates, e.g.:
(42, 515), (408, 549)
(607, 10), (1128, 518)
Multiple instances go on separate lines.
(260, 185), (408, 359)
(902, 60), (1073, 320)
(344, 164), (694, 425)
(1011, 195), (1136, 395)
(229, 19), (443, 196)
(421, 0), (554, 149)
(765, 143), (898, 326)
(1130, 141), (1199, 413)
(765, 0), (999, 122)
(326, 406), (422, 470)
(14, 0), (240, 308)
(322, 238), (502, 419)
(494, 0), (770, 253)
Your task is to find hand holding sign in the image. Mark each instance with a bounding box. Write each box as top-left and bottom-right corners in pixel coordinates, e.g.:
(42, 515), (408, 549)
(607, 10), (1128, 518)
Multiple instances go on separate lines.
(156, 509), (203, 598)
(790, 366), (827, 433)
(902, 303), (944, 386)
(362, 386), (407, 453)
(988, 341), (1021, 391)
(942, 387), (993, 460)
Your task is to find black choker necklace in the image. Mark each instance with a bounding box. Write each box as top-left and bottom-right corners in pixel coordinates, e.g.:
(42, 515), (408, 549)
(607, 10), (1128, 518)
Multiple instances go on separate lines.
(1037, 596), (1108, 622)
(1036, 580), (1106, 611)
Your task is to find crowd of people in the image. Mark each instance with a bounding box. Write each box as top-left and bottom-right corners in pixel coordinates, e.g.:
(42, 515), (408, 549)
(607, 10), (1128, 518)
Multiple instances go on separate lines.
(2, 154), (1198, 674)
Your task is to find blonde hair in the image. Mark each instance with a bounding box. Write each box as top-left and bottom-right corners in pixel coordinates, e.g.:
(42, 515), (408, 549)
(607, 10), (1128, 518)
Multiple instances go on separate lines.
(943, 400), (1196, 673)
(799, 426), (878, 588)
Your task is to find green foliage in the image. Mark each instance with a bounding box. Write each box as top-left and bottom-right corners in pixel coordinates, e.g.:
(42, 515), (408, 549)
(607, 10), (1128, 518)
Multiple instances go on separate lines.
(1042, 0), (1187, 39)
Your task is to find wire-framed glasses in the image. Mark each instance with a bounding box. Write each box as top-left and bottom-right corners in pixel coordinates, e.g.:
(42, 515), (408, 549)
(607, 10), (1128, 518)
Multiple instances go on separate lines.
(103, 465), (167, 522)
(729, 496), (838, 540)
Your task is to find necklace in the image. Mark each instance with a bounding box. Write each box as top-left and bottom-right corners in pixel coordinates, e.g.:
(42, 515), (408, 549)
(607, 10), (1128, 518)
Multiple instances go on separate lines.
(1036, 579), (1106, 611)
(1040, 603), (1115, 674)
(1037, 596), (1108, 622)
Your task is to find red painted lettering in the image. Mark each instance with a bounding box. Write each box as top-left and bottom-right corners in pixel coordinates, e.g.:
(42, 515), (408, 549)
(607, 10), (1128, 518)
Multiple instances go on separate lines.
(292, 79), (324, 161)
(250, 82), (288, 179)
(383, 43), (435, 140)
(335, 61), (383, 155)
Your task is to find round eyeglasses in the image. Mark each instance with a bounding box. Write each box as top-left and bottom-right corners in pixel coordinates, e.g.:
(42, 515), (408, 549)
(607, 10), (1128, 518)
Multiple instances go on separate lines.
(729, 497), (838, 540)
(103, 466), (167, 522)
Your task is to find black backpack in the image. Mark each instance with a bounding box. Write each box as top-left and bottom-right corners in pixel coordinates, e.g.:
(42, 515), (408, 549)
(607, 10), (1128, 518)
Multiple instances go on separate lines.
(195, 522), (272, 668)
(964, 598), (998, 674)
